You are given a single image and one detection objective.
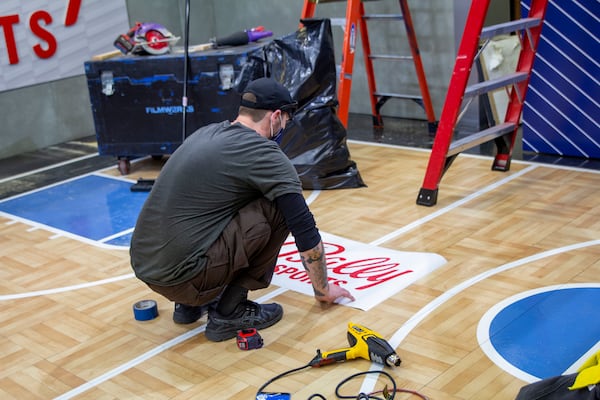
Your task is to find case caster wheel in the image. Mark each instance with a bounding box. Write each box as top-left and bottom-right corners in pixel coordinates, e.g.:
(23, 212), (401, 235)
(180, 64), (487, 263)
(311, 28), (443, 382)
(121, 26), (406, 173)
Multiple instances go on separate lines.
(117, 158), (131, 175)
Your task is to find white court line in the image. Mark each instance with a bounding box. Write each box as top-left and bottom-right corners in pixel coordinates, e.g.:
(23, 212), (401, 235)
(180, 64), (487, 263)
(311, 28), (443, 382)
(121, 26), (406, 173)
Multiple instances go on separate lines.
(2, 171), (315, 250)
(0, 153), (154, 187)
(348, 140), (600, 175)
(99, 227), (134, 244)
(53, 287), (289, 400)
(0, 170), (102, 202)
(370, 165), (538, 246)
(0, 274), (135, 301)
(0, 187), (323, 301)
(566, 340), (600, 375)
(304, 188), (320, 206)
(0, 172), (137, 249)
(0, 209), (129, 251)
(359, 240), (600, 394)
(0, 153), (99, 185)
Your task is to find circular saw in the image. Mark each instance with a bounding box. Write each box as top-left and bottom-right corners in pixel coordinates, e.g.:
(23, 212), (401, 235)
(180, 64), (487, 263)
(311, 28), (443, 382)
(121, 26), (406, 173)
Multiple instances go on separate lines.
(114, 22), (180, 55)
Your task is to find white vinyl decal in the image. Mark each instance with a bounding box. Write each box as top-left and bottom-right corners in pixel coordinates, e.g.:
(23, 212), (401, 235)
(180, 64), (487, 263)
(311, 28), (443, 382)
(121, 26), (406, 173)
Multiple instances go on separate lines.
(271, 232), (447, 311)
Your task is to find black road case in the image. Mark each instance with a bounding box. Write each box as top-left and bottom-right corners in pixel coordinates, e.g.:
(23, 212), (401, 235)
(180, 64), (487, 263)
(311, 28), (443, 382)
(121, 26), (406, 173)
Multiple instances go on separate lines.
(84, 43), (266, 174)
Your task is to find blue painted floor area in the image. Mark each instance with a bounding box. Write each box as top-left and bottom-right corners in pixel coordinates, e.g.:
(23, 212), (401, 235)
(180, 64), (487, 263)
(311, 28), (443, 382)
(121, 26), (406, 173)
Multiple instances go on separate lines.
(489, 287), (600, 379)
(0, 174), (148, 245)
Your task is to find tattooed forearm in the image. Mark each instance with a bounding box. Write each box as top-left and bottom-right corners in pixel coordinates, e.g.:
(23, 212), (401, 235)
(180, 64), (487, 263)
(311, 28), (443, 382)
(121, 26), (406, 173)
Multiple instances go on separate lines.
(300, 241), (328, 295)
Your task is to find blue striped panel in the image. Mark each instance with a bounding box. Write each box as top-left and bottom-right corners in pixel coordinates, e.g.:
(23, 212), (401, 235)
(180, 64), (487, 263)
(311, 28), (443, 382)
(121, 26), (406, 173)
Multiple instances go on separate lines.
(522, 0), (600, 158)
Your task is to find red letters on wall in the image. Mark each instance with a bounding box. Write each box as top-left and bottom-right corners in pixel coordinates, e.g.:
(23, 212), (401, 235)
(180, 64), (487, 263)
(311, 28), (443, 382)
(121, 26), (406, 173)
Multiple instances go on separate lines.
(30, 11), (57, 59)
(64, 0), (82, 27)
(1, 0), (82, 65)
(0, 14), (19, 64)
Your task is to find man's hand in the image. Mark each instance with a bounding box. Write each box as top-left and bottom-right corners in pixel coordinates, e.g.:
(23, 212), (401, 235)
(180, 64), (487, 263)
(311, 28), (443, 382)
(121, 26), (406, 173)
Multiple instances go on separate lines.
(315, 283), (355, 304)
(299, 240), (355, 305)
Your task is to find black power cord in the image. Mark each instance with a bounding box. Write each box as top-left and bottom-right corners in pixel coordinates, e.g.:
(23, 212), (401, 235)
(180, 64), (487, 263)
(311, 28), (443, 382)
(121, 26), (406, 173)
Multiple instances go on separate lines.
(335, 370), (397, 400)
(336, 370), (430, 400)
(257, 365), (430, 400)
(256, 362), (311, 398)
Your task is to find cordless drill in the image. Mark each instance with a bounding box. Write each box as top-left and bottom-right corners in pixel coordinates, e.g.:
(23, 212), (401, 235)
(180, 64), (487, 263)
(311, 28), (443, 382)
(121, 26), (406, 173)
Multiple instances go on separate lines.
(309, 322), (401, 368)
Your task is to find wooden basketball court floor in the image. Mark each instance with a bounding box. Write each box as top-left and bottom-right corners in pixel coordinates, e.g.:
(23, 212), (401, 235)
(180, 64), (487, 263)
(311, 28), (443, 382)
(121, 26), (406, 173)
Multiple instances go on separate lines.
(1, 138), (599, 399)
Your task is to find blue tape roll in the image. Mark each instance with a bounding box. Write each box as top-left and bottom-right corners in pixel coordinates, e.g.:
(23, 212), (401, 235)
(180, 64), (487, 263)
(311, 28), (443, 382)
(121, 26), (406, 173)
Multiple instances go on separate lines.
(133, 299), (159, 321)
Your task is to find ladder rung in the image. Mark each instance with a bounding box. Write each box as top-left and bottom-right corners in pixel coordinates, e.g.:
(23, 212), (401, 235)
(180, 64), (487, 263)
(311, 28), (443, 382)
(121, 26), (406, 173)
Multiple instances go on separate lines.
(374, 92), (422, 101)
(306, 0), (380, 2)
(480, 18), (542, 39)
(363, 14), (404, 21)
(369, 55), (413, 61)
(448, 122), (516, 156)
(465, 72), (528, 98)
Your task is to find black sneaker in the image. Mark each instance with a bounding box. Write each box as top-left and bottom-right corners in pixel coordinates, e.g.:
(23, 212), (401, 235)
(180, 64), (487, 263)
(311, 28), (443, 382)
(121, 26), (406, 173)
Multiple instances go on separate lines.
(173, 303), (211, 324)
(205, 300), (283, 342)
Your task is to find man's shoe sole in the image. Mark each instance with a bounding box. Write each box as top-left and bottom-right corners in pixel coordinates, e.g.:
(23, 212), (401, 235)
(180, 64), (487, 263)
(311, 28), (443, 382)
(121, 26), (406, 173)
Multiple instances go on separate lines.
(205, 305), (283, 342)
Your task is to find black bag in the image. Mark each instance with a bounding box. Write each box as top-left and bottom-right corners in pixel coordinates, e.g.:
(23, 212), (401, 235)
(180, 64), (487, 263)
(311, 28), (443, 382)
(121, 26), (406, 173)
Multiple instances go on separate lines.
(515, 373), (600, 400)
(263, 18), (366, 190)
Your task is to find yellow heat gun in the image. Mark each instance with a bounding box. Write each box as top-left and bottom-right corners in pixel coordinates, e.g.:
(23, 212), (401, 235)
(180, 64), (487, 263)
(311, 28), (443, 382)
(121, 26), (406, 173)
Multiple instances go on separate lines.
(309, 322), (401, 368)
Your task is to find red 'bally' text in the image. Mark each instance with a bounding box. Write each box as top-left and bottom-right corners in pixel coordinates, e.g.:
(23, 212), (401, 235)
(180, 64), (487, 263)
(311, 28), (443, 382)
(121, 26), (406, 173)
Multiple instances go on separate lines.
(275, 241), (414, 290)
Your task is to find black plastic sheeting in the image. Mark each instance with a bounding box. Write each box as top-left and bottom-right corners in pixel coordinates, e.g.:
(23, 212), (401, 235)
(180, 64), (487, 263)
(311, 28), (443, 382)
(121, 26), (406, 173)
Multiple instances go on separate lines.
(263, 19), (366, 190)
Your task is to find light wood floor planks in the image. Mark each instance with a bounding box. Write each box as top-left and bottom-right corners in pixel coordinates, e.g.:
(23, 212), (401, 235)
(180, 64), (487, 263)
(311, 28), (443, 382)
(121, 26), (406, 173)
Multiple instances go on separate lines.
(1, 141), (599, 399)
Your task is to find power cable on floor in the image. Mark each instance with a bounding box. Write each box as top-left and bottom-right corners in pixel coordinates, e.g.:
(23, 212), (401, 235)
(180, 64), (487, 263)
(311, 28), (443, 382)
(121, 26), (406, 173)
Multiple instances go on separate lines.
(256, 364), (430, 400)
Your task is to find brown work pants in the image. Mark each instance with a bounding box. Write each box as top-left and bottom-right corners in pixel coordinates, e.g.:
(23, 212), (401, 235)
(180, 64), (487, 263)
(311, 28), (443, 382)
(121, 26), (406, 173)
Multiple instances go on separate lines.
(147, 198), (289, 306)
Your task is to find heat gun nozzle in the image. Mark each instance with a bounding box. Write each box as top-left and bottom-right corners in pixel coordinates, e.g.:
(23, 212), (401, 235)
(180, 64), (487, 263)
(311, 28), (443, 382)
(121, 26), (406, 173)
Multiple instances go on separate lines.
(386, 353), (401, 367)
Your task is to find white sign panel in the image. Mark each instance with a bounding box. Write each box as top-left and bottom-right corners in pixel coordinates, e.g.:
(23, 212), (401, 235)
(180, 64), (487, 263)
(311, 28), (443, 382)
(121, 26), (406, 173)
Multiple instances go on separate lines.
(272, 232), (447, 311)
(0, 0), (129, 91)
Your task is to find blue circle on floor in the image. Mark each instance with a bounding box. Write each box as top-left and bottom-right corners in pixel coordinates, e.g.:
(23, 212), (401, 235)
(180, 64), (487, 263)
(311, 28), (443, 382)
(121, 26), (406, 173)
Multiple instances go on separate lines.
(479, 284), (600, 380)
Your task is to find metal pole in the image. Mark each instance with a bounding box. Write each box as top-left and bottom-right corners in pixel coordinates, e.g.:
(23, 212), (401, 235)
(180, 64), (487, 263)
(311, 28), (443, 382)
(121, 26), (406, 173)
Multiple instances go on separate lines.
(182, 0), (190, 143)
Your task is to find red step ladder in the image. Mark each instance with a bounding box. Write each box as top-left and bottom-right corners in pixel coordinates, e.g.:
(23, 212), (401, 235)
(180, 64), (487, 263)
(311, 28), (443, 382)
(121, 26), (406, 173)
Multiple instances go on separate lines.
(301, 0), (437, 133)
(416, 0), (549, 206)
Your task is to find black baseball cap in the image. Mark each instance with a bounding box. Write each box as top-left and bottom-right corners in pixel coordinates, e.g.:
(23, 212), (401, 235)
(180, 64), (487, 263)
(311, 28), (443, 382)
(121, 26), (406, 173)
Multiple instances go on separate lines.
(240, 78), (298, 113)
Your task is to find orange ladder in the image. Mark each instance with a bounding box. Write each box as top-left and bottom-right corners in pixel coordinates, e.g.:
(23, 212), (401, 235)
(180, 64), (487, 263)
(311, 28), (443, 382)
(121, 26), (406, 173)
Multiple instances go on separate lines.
(301, 0), (437, 133)
(416, 0), (549, 206)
